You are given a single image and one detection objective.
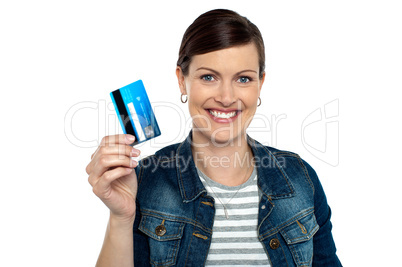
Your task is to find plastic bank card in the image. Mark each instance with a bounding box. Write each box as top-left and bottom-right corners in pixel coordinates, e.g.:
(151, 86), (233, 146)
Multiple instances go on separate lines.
(110, 80), (161, 146)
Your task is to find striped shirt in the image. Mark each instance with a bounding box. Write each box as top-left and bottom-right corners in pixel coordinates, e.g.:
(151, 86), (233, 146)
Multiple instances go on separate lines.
(197, 167), (271, 267)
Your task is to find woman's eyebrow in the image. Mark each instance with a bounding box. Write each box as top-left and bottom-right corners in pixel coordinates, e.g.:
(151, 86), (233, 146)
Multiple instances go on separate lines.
(234, 69), (258, 76)
(195, 67), (221, 76)
(195, 67), (257, 76)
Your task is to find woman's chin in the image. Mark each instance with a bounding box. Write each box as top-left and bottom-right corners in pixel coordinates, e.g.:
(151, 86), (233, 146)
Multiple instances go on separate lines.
(208, 129), (244, 146)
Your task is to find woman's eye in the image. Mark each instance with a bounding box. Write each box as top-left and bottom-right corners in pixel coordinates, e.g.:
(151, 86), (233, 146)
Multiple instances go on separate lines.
(201, 75), (215, 82)
(238, 77), (250, 83)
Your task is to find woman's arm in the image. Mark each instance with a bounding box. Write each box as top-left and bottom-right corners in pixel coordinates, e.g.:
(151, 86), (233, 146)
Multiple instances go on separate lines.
(96, 214), (134, 267)
(301, 159), (342, 266)
(86, 134), (140, 267)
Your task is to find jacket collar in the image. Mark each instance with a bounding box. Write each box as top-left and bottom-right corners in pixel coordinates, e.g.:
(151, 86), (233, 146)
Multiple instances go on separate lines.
(176, 131), (295, 203)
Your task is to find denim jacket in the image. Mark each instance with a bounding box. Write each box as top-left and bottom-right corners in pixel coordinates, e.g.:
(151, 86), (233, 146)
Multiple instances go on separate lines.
(133, 132), (342, 266)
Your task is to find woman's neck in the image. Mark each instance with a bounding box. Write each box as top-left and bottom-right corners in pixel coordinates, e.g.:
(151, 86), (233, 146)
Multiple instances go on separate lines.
(191, 130), (254, 186)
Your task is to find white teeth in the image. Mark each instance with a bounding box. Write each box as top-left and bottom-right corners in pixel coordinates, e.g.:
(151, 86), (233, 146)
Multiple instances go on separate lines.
(209, 110), (237, 119)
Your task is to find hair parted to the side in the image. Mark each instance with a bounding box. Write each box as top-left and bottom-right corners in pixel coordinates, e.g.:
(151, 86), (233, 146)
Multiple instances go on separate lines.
(177, 9), (265, 79)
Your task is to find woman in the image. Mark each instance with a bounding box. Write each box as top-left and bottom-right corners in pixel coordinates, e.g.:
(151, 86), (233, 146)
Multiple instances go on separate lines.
(86, 9), (342, 267)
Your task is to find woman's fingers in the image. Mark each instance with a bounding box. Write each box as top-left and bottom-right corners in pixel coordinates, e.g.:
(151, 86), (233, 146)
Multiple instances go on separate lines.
(98, 145), (141, 158)
(91, 154), (138, 178)
(101, 134), (136, 146)
(90, 134), (136, 159)
(87, 144), (140, 174)
(88, 154), (137, 186)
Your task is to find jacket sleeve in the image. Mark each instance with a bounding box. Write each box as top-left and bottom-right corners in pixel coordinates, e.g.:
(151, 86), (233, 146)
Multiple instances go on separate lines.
(302, 159), (342, 266)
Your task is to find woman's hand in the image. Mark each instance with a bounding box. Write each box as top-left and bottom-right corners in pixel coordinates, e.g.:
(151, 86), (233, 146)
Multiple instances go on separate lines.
(86, 134), (140, 223)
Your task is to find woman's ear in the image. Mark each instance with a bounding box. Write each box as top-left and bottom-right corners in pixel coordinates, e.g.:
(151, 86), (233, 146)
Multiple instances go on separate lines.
(176, 66), (187, 95)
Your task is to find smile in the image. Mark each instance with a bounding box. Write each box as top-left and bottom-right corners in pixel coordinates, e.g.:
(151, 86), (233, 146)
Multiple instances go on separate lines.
(208, 110), (238, 119)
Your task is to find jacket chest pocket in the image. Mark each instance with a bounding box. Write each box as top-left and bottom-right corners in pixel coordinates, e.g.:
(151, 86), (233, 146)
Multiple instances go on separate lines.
(279, 212), (319, 267)
(139, 215), (185, 267)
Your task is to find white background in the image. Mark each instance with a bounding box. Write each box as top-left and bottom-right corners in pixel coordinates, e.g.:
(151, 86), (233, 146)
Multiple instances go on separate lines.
(1, 0), (401, 266)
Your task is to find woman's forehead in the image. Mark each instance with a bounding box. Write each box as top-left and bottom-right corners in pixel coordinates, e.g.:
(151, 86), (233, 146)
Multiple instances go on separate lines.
(189, 44), (260, 74)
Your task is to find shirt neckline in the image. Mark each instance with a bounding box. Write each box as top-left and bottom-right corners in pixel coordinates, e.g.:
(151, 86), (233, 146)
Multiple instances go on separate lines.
(196, 166), (257, 191)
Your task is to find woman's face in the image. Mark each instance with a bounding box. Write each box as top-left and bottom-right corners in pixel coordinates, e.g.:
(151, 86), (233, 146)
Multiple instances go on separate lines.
(177, 43), (265, 146)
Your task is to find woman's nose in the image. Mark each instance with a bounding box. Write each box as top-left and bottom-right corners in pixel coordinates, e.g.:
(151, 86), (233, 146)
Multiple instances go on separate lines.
(215, 81), (236, 106)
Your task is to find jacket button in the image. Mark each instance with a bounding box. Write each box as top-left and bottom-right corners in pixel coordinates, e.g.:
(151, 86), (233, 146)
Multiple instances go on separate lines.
(155, 225), (166, 236)
(269, 238), (280, 249)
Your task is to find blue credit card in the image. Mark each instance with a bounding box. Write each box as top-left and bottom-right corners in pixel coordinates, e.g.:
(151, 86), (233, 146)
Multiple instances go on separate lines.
(110, 80), (161, 145)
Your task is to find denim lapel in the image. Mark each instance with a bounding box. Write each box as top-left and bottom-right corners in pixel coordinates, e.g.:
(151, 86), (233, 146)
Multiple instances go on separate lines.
(247, 136), (295, 199)
(176, 131), (207, 203)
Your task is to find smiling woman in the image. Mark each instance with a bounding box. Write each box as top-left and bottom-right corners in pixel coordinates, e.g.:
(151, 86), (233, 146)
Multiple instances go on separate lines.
(86, 9), (342, 267)
(177, 43), (264, 147)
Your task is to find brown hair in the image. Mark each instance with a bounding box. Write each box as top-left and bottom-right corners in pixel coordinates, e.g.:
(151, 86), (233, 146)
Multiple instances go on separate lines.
(177, 9), (265, 79)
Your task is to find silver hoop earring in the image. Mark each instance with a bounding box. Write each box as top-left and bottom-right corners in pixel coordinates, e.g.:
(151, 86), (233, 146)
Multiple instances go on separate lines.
(181, 94), (188, 103)
(257, 97), (261, 107)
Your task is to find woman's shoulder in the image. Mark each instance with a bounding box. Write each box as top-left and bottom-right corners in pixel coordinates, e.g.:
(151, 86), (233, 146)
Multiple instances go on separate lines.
(251, 139), (320, 191)
(263, 145), (313, 172)
(263, 145), (300, 158)
(250, 138), (305, 164)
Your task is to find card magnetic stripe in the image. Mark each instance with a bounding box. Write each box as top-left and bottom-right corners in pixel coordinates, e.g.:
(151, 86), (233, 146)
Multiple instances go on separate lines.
(110, 89), (138, 139)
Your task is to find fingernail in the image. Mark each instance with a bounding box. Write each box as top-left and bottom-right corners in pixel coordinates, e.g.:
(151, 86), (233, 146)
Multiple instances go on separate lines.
(131, 148), (140, 156)
(126, 135), (135, 142)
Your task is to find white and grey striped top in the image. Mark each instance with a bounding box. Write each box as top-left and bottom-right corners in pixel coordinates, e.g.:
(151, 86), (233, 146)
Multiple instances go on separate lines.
(197, 167), (271, 267)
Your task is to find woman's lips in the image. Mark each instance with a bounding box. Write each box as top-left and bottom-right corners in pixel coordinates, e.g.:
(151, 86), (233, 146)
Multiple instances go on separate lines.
(206, 109), (241, 123)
